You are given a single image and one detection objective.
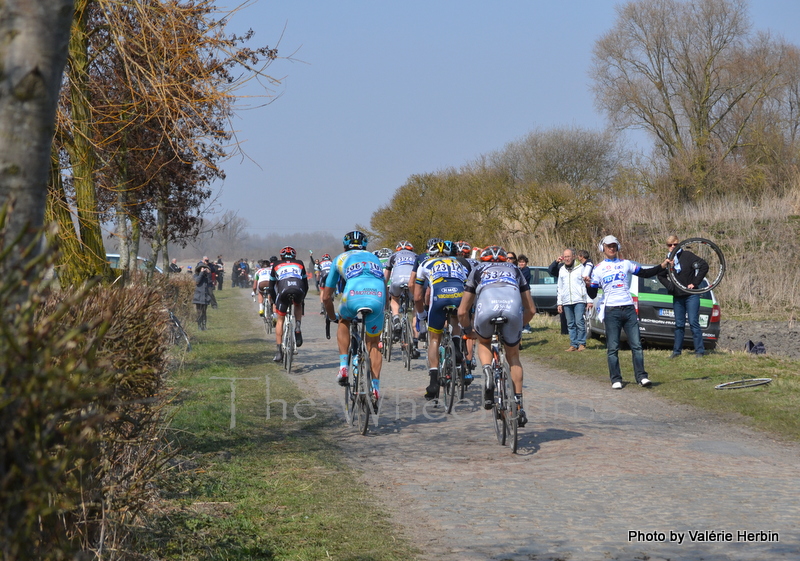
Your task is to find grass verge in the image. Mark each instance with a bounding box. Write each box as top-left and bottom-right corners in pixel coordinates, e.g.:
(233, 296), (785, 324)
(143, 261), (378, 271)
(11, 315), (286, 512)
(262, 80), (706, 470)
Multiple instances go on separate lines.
(522, 314), (800, 441)
(140, 289), (418, 560)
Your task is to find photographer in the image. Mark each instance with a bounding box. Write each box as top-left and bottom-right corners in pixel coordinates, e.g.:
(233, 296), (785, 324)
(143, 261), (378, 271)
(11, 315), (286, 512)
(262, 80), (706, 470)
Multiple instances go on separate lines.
(193, 260), (215, 329)
(196, 256), (218, 308)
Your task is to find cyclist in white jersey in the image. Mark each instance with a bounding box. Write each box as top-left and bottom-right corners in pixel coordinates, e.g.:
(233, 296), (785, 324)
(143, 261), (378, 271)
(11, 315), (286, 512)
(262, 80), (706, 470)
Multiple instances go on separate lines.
(384, 240), (418, 341)
(586, 235), (671, 389)
(251, 260), (272, 316)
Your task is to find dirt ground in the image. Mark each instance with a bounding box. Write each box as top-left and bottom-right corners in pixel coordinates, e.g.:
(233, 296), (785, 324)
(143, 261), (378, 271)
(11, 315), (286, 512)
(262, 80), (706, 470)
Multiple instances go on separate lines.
(717, 319), (800, 359)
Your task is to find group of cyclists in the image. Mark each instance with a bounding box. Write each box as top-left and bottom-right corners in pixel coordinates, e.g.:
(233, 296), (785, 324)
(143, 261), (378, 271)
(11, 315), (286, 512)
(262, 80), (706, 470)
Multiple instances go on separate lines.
(253, 230), (537, 428)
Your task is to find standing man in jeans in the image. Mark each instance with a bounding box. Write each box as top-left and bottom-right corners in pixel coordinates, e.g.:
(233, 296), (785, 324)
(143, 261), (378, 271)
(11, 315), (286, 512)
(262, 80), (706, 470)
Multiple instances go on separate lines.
(658, 235), (708, 358)
(556, 248), (592, 351)
(585, 235), (671, 389)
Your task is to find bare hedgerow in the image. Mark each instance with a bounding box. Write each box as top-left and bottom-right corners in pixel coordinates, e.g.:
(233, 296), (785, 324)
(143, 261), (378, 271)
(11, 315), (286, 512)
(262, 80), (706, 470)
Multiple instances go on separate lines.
(37, 280), (180, 559)
(1, 208), (183, 559)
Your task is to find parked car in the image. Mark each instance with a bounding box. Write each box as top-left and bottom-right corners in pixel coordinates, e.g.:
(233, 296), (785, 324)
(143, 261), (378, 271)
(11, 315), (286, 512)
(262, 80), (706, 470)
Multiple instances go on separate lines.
(586, 266), (721, 349)
(106, 253), (163, 274)
(527, 266), (558, 314)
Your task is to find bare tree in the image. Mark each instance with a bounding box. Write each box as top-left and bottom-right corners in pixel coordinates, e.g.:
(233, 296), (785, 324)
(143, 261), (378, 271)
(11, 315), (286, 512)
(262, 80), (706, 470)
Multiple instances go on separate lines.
(0, 0), (74, 252)
(49, 0), (280, 285)
(591, 0), (791, 198)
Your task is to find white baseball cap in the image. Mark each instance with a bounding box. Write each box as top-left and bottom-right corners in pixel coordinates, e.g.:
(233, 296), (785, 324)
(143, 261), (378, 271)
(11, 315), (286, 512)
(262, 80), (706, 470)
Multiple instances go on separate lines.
(598, 235), (622, 252)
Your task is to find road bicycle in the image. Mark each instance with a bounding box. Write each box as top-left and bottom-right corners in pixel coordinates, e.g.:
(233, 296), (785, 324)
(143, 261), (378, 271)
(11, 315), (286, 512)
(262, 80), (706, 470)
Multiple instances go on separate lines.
(667, 237), (726, 294)
(398, 285), (415, 370)
(281, 294), (298, 373)
(488, 316), (519, 453)
(259, 288), (274, 336)
(342, 308), (379, 435)
(381, 309), (393, 362)
(434, 305), (465, 414)
(167, 309), (192, 351)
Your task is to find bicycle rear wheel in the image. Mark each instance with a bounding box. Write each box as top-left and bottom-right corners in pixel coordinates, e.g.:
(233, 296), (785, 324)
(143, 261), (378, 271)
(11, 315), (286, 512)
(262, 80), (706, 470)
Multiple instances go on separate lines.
(504, 372), (518, 453)
(491, 360), (506, 445)
(401, 317), (411, 370)
(283, 315), (295, 373)
(668, 237), (725, 294)
(356, 351), (371, 435)
(445, 342), (457, 414)
(381, 312), (393, 362)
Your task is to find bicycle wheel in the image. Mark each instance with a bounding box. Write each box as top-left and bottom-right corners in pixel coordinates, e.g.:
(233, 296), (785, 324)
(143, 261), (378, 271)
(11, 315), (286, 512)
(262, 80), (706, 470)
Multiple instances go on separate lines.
(356, 350), (371, 435)
(169, 311), (192, 351)
(265, 307), (274, 335)
(381, 312), (393, 362)
(503, 367), (518, 453)
(668, 237), (725, 294)
(491, 359), (506, 446)
(444, 339), (457, 414)
(284, 315), (295, 373)
(715, 378), (772, 389)
(401, 317), (411, 370)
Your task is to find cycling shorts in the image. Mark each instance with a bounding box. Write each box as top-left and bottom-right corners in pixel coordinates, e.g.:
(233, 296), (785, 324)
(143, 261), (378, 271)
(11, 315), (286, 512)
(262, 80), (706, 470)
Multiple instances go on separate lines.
(339, 277), (386, 336)
(389, 272), (412, 298)
(426, 280), (463, 334)
(473, 285), (523, 346)
(274, 284), (305, 316)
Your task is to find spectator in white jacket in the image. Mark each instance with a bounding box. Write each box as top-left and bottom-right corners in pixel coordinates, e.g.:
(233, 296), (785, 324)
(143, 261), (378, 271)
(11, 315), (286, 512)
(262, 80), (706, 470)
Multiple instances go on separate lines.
(557, 248), (593, 351)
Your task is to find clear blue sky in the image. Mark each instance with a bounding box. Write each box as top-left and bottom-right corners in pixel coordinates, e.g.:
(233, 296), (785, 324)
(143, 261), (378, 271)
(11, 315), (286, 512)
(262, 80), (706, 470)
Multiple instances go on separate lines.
(217, 0), (800, 237)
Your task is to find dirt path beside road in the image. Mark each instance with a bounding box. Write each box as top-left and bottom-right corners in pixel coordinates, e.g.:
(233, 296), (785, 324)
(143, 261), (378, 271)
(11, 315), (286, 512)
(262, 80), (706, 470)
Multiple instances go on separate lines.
(269, 298), (800, 560)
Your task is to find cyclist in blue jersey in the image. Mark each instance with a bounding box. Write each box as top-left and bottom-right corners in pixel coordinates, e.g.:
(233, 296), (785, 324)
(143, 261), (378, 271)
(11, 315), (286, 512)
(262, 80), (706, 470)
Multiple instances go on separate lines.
(415, 240), (472, 400)
(323, 231), (386, 401)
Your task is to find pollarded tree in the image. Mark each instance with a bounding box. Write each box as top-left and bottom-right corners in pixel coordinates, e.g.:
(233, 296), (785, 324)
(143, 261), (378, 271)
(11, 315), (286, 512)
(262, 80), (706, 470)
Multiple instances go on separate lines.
(49, 0), (280, 284)
(591, 0), (792, 199)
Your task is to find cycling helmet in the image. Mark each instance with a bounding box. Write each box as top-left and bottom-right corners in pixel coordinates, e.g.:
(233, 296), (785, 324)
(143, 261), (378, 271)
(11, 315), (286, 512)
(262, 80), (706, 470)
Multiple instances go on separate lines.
(269, 255), (278, 264)
(429, 240), (453, 257)
(396, 240), (414, 251)
(375, 247), (392, 259)
(455, 240), (471, 256)
(425, 237), (442, 252)
(444, 240), (457, 256)
(280, 246), (296, 259)
(343, 230), (368, 250)
(480, 245), (508, 262)
(321, 253), (331, 260)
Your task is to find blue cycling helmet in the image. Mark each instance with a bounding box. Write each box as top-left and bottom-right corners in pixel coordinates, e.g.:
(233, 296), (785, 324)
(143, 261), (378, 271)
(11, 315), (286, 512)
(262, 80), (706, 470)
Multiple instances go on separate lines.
(343, 230), (368, 250)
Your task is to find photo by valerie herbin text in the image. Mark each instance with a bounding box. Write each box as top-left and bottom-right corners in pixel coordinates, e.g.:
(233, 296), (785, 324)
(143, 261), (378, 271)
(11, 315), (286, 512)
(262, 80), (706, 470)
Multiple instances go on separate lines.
(628, 530), (780, 545)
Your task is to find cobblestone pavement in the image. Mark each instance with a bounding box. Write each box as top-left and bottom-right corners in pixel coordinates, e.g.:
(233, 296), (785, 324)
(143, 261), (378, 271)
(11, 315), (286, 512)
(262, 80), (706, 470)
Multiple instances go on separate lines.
(274, 304), (800, 560)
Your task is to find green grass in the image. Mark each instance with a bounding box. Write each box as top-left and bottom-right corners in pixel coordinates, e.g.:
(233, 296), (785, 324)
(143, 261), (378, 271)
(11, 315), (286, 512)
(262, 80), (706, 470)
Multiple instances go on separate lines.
(521, 315), (800, 441)
(141, 289), (418, 560)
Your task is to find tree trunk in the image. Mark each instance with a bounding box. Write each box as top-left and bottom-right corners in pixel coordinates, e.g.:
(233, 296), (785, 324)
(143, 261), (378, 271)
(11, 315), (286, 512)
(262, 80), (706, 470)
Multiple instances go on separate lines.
(60, 0), (111, 281)
(0, 0), (75, 257)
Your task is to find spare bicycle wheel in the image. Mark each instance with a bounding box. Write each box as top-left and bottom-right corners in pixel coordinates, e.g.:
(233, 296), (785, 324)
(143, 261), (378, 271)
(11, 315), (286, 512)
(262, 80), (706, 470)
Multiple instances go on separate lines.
(667, 237), (725, 294)
(714, 378), (772, 389)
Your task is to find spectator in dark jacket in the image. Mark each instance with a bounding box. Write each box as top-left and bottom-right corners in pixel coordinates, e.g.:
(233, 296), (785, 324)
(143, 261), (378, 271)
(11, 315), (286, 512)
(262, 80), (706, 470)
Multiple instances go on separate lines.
(658, 235), (708, 358)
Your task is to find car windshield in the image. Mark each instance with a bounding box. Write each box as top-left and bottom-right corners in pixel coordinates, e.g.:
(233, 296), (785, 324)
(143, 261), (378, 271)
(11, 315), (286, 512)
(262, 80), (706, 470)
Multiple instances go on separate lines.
(531, 268), (556, 284)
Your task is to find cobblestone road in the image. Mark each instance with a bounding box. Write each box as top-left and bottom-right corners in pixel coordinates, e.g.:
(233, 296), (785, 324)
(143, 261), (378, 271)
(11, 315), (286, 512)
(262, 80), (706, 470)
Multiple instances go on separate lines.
(274, 304), (800, 560)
